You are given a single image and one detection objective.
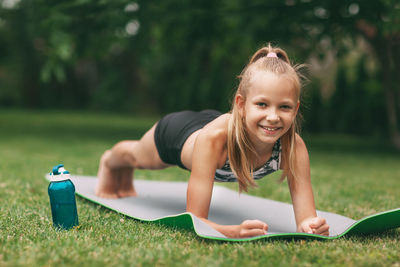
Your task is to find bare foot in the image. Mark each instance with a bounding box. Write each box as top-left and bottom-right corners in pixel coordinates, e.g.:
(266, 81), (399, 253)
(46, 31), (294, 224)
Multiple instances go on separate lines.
(95, 150), (121, 199)
(117, 167), (137, 198)
(118, 189), (137, 198)
(95, 150), (138, 198)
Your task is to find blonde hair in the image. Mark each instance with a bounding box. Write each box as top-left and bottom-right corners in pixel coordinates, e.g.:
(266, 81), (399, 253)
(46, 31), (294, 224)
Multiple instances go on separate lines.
(227, 44), (303, 192)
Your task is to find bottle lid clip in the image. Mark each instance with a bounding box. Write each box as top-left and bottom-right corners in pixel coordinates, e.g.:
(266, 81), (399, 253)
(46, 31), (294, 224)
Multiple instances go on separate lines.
(51, 164), (70, 177)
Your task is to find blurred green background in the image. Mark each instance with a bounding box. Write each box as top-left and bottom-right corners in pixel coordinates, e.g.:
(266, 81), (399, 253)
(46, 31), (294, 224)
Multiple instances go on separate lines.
(0, 2), (399, 266)
(0, 0), (399, 147)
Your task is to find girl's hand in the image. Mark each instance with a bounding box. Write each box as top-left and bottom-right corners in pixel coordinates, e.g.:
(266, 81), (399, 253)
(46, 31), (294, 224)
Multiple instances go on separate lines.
(236, 220), (268, 238)
(297, 217), (329, 236)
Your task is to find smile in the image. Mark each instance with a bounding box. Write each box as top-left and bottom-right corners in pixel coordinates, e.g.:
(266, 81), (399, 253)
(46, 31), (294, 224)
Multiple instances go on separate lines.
(263, 126), (280, 131)
(259, 125), (282, 134)
(260, 125), (281, 131)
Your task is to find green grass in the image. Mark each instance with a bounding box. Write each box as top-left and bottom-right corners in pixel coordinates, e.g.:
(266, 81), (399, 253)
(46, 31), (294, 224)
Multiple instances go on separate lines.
(0, 109), (399, 267)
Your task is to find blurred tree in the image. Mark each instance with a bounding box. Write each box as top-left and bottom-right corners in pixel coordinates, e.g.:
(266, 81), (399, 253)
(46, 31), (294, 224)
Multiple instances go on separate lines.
(328, 57), (386, 136)
(0, 0), (140, 109)
(0, 0), (399, 147)
(285, 0), (400, 146)
(301, 79), (326, 133)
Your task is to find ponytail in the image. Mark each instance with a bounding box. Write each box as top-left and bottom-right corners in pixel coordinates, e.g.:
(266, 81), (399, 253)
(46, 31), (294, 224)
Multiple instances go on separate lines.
(228, 43), (303, 192)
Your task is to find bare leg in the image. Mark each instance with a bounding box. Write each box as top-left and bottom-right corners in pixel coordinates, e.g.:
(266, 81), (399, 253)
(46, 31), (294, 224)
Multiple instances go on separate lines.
(95, 123), (170, 198)
(95, 150), (122, 198)
(117, 167), (136, 198)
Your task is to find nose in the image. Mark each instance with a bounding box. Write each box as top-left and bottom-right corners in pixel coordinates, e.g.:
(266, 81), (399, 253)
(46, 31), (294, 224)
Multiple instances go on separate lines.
(266, 110), (279, 122)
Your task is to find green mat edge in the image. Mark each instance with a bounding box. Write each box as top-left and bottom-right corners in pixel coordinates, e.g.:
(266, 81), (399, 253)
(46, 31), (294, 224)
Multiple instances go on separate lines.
(342, 208), (400, 236)
(75, 190), (400, 242)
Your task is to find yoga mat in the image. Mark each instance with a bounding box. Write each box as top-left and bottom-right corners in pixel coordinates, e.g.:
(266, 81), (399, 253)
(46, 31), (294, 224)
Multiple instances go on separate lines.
(45, 175), (400, 241)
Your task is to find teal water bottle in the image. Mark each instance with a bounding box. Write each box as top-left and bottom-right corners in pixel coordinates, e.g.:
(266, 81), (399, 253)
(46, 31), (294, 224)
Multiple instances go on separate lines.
(48, 164), (79, 229)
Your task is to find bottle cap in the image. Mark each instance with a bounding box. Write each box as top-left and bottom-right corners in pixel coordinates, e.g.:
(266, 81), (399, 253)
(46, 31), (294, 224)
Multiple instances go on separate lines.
(52, 164), (65, 175)
(50, 164), (70, 182)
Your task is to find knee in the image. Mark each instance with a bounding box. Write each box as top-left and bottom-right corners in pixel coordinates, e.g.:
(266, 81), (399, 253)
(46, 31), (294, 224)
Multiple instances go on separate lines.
(111, 141), (137, 156)
(100, 149), (112, 162)
(110, 141), (138, 167)
(99, 149), (112, 164)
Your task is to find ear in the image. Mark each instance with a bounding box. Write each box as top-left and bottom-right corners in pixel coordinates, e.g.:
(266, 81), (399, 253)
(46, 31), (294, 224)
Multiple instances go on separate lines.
(235, 94), (245, 116)
(295, 101), (300, 115)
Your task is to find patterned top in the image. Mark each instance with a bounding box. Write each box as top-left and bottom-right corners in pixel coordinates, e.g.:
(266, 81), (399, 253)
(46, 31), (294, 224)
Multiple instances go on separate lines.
(214, 139), (281, 182)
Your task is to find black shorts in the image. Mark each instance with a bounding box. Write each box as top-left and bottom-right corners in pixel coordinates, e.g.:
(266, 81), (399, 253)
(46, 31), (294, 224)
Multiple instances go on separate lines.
(154, 110), (223, 169)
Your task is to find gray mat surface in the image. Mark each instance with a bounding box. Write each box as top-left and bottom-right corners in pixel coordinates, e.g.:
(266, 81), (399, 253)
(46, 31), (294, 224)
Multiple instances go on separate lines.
(45, 175), (400, 241)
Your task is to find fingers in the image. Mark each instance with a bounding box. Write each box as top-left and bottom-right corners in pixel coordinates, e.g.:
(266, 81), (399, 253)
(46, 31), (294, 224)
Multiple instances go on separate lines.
(298, 217), (330, 236)
(309, 217), (330, 236)
(239, 220), (268, 237)
(301, 224), (314, 234)
(237, 218), (330, 238)
(242, 220), (268, 230)
(313, 223), (330, 236)
(309, 217), (326, 229)
(239, 228), (267, 237)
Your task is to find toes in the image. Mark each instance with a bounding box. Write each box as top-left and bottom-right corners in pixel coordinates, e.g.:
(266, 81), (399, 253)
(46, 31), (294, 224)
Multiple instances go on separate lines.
(95, 191), (120, 199)
(117, 190), (137, 198)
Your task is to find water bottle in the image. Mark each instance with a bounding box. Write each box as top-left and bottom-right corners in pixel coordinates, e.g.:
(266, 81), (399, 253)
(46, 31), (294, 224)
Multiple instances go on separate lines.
(48, 164), (79, 229)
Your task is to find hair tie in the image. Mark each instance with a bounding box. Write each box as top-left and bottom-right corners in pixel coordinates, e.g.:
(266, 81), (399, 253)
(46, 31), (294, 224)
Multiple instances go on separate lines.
(266, 52), (278, 58)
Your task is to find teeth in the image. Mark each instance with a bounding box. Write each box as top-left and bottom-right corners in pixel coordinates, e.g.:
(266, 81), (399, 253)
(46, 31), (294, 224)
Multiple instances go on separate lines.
(263, 126), (279, 131)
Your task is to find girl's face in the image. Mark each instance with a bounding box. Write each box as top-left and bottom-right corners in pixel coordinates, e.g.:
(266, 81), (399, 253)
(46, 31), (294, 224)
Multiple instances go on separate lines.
(236, 71), (299, 150)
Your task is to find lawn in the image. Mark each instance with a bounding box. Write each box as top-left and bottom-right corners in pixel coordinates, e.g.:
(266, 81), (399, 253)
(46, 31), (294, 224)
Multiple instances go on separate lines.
(0, 109), (399, 267)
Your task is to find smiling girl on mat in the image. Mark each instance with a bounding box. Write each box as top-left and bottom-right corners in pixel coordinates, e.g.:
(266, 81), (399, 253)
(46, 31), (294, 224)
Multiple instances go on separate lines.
(95, 44), (330, 238)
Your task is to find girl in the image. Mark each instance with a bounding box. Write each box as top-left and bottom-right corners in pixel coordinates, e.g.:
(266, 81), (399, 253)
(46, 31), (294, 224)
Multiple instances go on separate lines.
(95, 44), (330, 238)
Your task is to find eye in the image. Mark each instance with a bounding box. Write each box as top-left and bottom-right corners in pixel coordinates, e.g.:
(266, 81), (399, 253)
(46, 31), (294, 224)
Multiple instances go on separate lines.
(256, 102), (267, 108)
(280, 105), (293, 110)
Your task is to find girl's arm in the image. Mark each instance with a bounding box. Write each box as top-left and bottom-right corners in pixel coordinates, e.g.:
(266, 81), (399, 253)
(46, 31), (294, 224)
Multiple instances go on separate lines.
(186, 130), (268, 238)
(287, 134), (330, 236)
